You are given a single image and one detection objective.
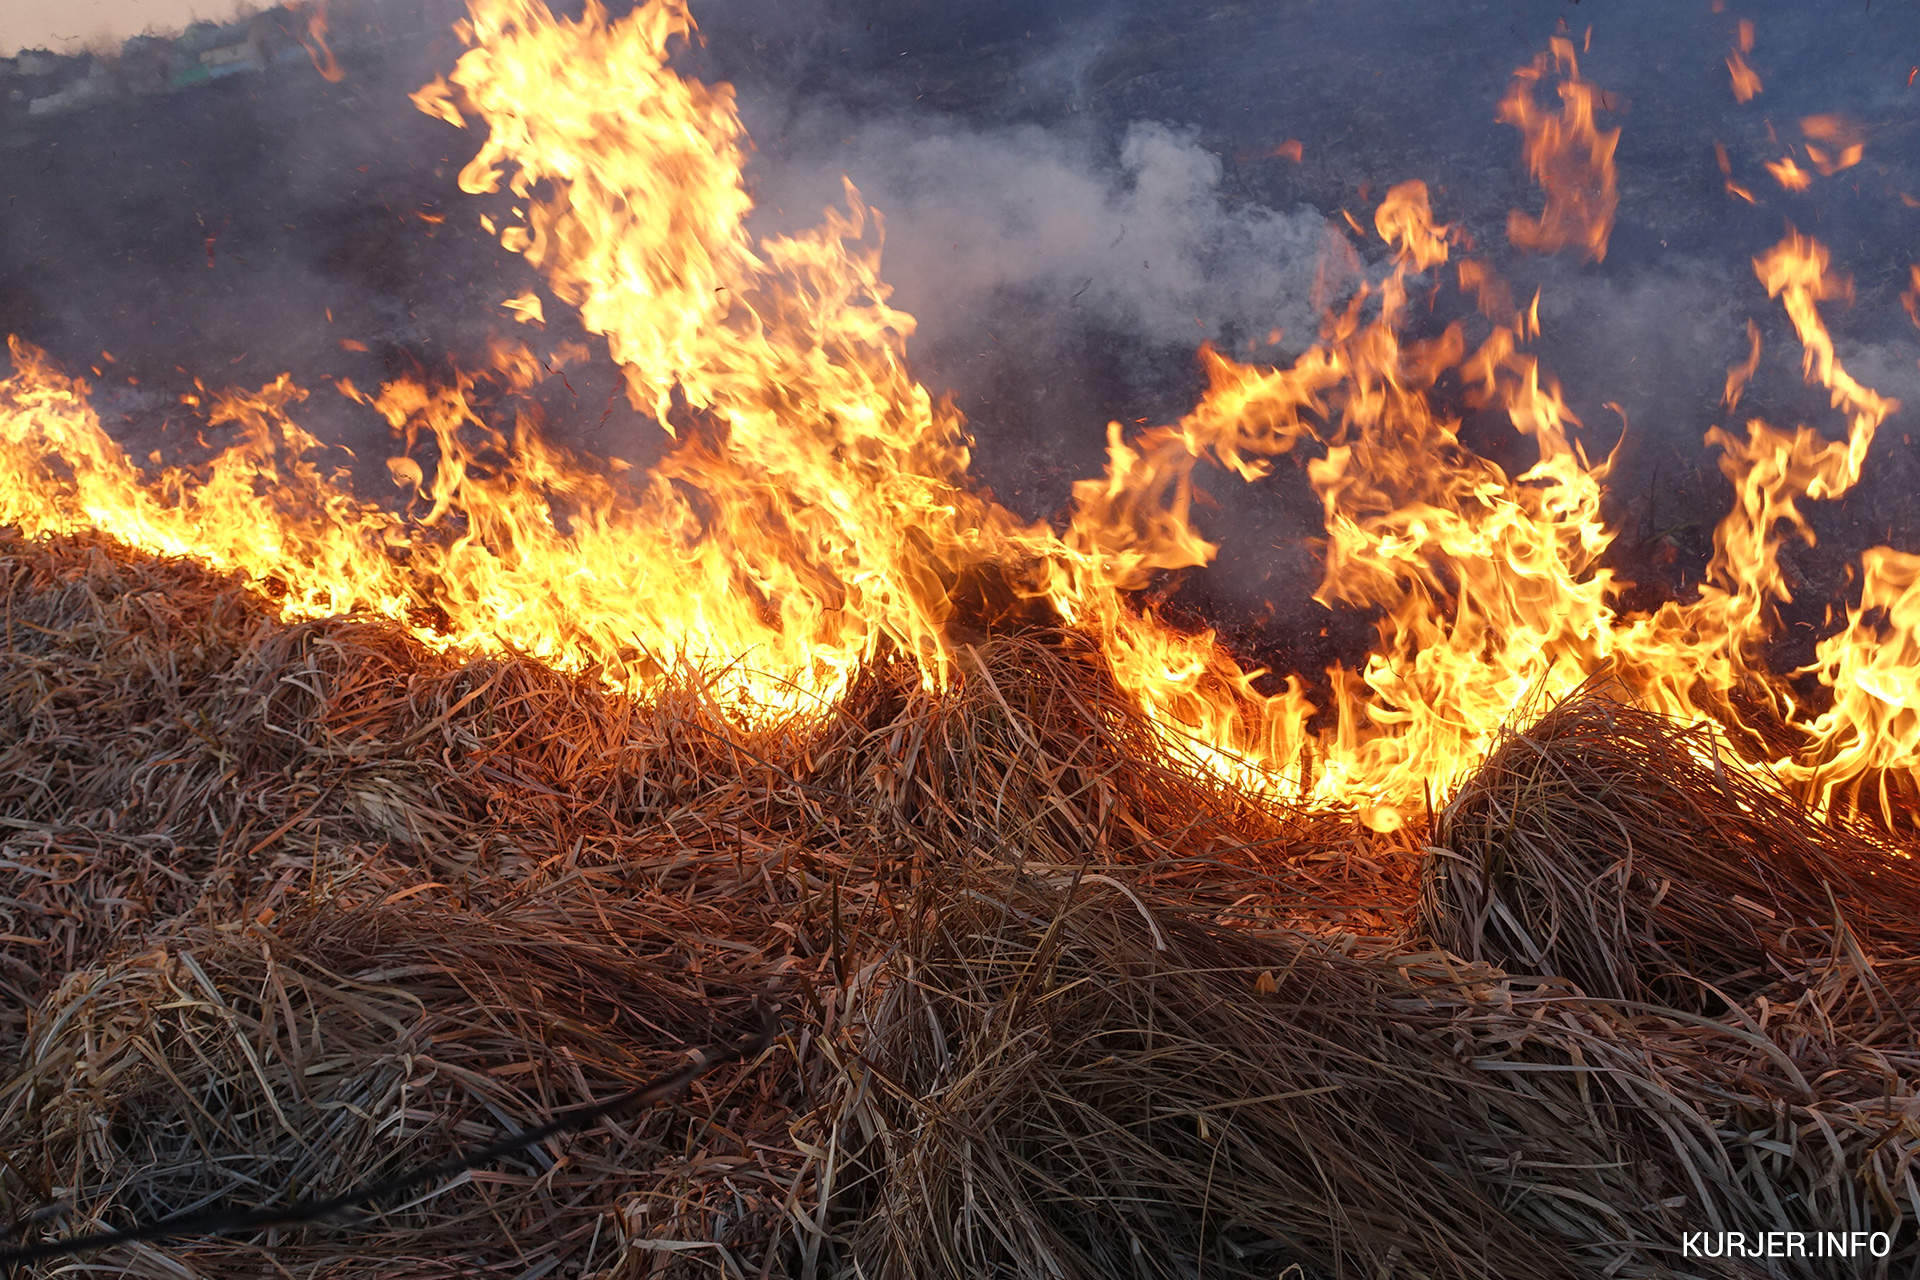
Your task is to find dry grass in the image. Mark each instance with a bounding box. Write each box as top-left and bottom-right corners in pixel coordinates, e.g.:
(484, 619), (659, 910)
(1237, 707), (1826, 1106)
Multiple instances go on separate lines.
(834, 864), (1920, 1279)
(0, 531), (832, 1276)
(5, 894), (775, 1278)
(840, 872), (1656, 1279)
(1425, 689), (1920, 1008)
(1, 529), (1916, 1278)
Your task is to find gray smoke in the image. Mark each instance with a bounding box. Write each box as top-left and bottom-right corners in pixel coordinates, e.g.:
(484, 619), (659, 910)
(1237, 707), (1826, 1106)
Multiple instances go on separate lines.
(747, 112), (1350, 361)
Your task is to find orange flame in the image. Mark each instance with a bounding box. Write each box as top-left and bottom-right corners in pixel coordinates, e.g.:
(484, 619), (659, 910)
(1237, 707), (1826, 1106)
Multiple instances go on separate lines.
(1765, 156), (1812, 191)
(1714, 140), (1757, 204)
(1498, 37), (1620, 262)
(1800, 115), (1864, 175)
(1727, 20), (1762, 102)
(284, 0), (347, 83)
(501, 291), (545, 325)
(2, 3), (1918, 836)
(1723, 319), (1761, 412)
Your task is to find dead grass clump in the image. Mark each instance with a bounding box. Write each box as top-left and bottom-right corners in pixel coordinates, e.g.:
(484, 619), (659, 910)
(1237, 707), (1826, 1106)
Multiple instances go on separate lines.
(838, 870), (1920, 1279)
(377, 652), (831, 887)
(1425, 691), (1920, 1009)
(0, 533), (470, 1049)
(840, 871), (1721, 1280)
(0, 890), (780, 1278)
(0, 828), (195, 1053)
(0, 531), (825, 1051)
(9, 528), (1917, 1278)
(0, 537), (264, 1046)
(809, 636), (1415, 933)
(815, 635), (1282, 862)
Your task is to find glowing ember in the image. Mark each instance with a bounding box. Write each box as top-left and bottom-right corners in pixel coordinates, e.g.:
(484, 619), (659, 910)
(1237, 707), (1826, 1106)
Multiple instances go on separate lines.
(1766, 155), (1813, 191)
(0, 0), (1914, 836)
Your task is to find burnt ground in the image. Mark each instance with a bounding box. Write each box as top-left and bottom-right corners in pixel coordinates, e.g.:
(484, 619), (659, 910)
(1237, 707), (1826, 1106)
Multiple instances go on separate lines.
(2, 0), (1919, 693)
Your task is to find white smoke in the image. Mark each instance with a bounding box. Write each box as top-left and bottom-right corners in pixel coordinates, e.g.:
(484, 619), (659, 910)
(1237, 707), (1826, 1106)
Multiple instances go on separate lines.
(746, 111), (1352, 360)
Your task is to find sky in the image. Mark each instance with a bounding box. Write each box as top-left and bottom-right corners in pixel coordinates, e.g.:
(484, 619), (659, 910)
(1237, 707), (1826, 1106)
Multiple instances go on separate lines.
(0, 0), (254, 56)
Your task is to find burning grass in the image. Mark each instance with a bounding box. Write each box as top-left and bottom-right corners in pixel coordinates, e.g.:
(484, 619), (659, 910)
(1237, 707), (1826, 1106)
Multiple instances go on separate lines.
(2, 529), (1918, 1277)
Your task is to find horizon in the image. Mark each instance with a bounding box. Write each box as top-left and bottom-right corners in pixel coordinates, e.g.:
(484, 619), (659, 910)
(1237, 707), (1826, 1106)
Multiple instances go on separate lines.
(1, 0), (261, 57)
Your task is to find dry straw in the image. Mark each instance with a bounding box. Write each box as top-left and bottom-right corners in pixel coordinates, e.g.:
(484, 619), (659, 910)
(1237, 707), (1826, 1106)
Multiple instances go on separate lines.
(2, 530), (1917, 1278)
(1426, 688), (1920, 1006)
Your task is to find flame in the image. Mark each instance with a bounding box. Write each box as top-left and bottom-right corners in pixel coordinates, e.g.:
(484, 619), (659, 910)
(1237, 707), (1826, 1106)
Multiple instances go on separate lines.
(1727, 20), (1762, 102)
(3, 1), (1919, 834)
(1765, 156), (1812, 191)
(1714, 141), (1757, 204)
(285, 0), (347, 84)
(1800, 115), (1864, 175)
(1497, 36), (1620, 263)
(502, 291), (545, 325)
(1796, 547), (1920, 827)
(1723, 320), (1762, 412)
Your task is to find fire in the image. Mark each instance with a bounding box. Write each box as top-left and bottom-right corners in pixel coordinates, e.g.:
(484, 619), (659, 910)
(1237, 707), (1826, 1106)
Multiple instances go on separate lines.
(1800, 115), (1864, 175)
(1723, 320), (1762, 413)
(1727, 19), (1762, 102)
(1765, 156), (1812, 191)
(1714, 141), (1758, 204)
(285, 0), (346, 84)
(1497, 36), (1619, 263)
(2, 1), (1917, 834)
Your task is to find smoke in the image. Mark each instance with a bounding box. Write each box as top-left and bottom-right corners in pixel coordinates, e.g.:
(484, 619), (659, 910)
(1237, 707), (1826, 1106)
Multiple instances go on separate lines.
(1534, 260), (1745, 438)
(754, 115), (1344, 358)
(1841, 340), (1920, 417)
(734, 89), (1356, 518)
(1529, 257), (1917, 460)
(10, 0), (1912, 552)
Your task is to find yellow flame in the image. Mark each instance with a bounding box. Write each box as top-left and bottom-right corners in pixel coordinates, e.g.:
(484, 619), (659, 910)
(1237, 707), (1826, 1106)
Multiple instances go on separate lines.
(2, 1), (1918, 834)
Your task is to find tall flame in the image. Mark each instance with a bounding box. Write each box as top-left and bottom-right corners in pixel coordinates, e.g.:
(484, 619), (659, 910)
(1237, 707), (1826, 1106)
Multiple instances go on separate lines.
(2, 2), (1917, 834)
(1498, 36), (1620, 263)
